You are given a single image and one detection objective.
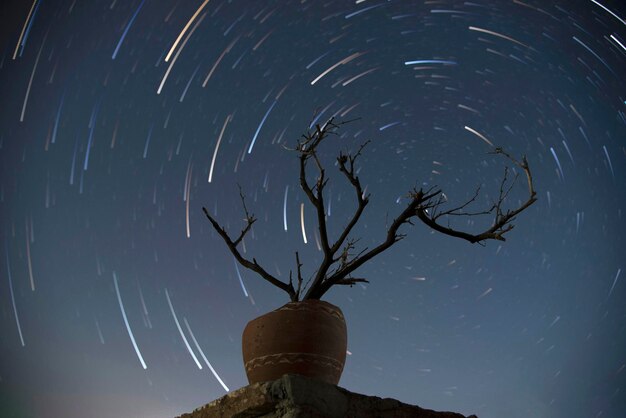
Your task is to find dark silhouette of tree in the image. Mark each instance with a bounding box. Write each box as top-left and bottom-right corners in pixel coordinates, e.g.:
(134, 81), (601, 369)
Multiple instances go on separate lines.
(202, 118), (537, 302)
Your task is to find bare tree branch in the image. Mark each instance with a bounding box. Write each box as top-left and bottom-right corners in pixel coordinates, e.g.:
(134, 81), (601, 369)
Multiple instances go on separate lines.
(414, 148), (537, 244)
(330, 141), (371, 254)
(231, 184), (255, 247)
(204, 117), (536, 303)
(292, 118), (372, 300)
(202, 194), (297, 301)
(306, 188), (437, 299)
(299, 144), (331, 255)
(431, 186), (493, 220)
(295, 251), (303, 300)
(334, 277), (370, 286)
(307, 147), (537, 300)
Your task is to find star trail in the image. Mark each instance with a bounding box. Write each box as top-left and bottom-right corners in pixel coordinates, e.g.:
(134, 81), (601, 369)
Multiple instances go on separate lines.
(0, 1), (624, 417)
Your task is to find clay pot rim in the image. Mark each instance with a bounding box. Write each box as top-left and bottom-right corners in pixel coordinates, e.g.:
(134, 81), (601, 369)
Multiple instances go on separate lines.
(276, 299), (344, 315)
(281, 299), (339, 308)
(245, 299), (346, 324)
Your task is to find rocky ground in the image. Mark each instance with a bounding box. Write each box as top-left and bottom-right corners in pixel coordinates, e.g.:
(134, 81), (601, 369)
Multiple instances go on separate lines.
(177, 374), (478, 418)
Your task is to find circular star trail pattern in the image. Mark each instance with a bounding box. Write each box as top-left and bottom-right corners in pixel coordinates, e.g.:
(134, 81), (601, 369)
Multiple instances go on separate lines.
(0, 1), (624, 417)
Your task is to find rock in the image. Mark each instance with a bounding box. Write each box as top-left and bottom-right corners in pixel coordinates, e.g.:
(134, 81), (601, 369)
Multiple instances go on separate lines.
(177, 374), (477, 418)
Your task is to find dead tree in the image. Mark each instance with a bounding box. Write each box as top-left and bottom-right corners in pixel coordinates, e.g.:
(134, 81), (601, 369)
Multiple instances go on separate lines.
(202, 118), (537, 302)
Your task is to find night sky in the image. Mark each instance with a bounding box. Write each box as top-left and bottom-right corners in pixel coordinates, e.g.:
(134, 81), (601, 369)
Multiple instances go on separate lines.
(0, 1), (625, 417)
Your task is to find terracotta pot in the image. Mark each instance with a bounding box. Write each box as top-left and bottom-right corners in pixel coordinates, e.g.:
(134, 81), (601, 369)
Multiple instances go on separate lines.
(242, 299), (347, 385)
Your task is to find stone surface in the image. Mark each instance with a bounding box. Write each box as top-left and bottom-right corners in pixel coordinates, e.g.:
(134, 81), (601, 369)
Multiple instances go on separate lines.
(177, 374), (477, 418)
